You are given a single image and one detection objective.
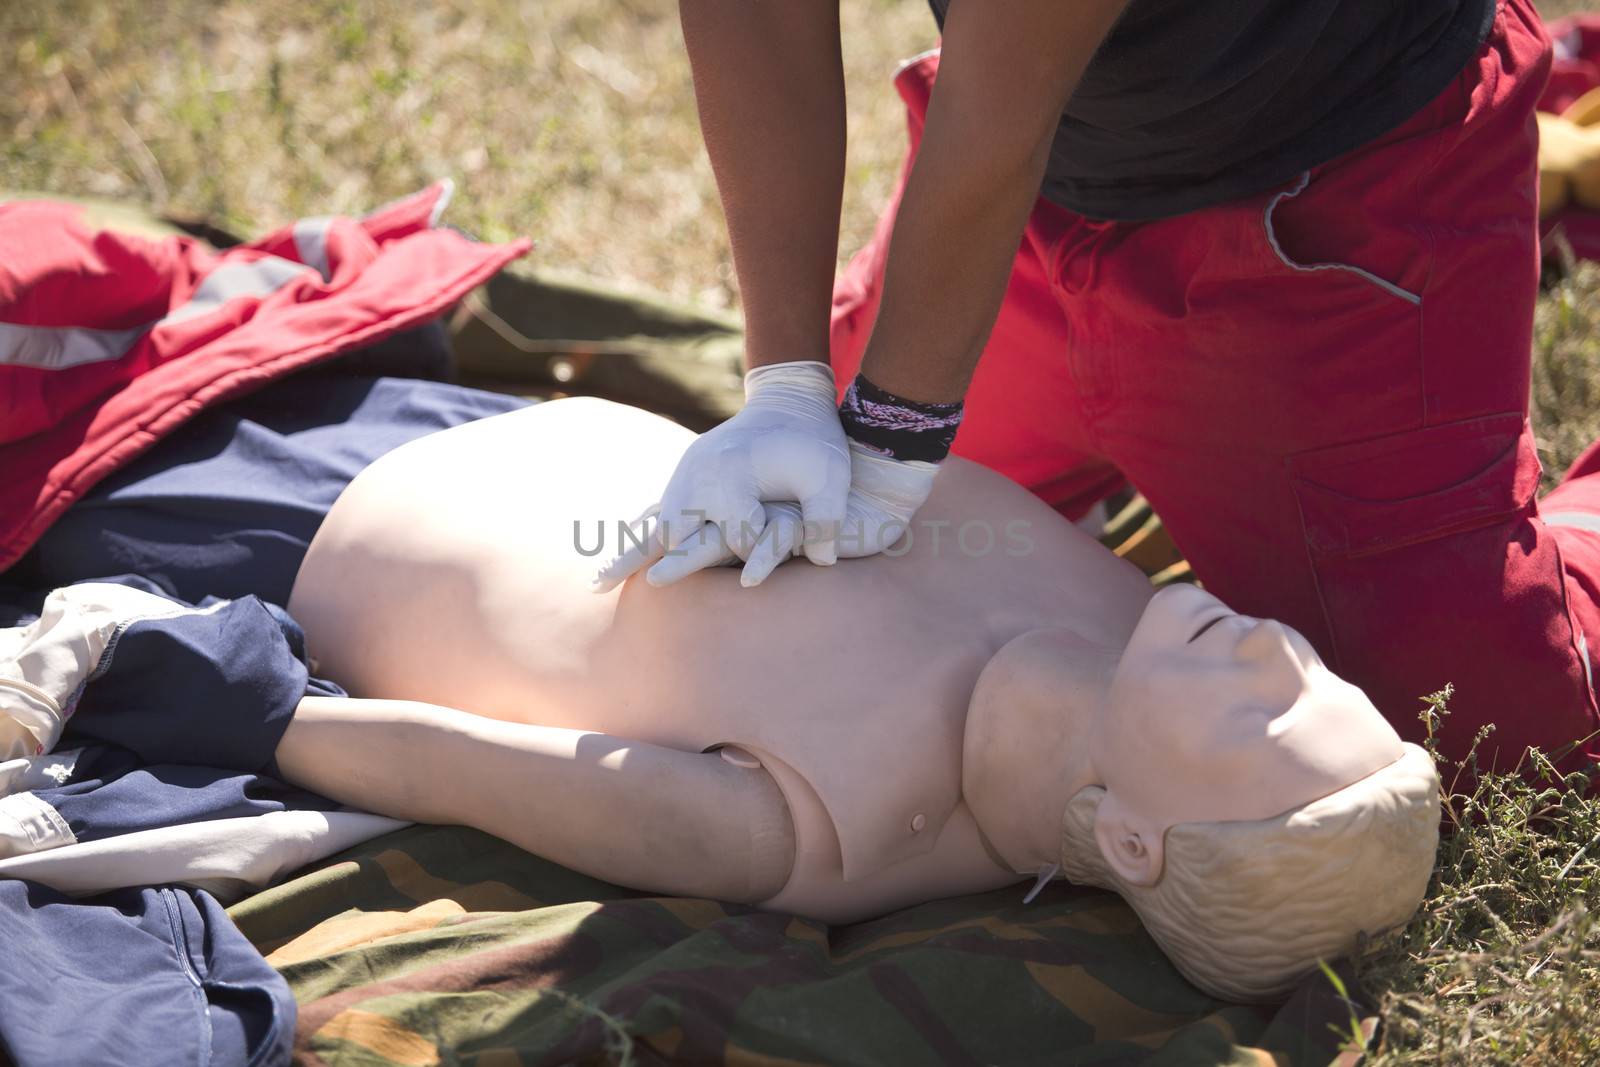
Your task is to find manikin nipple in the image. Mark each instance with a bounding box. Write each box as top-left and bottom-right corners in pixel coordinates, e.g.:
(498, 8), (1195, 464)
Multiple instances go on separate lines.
(1022, 863), (1060, 905)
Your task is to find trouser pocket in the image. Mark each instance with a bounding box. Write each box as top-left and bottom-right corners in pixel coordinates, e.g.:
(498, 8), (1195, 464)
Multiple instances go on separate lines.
(1258, 161), (1435, 311)
(1287, 414), (1595, 769)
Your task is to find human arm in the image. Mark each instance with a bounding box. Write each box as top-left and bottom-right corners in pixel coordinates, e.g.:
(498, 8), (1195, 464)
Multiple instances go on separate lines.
(679, 1), (844, 371)
(860, 0), (1129, 402)
(589, 5), (854, 582)
(603, 1), (1129, 588)
(273, 695), (796, 903)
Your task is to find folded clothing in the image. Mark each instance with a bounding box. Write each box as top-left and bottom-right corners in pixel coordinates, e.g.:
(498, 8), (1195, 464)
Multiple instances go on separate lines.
(0, 576), (316, 764)
(0, 184), (530, 574)
(2, 751), (329, 851)
(0, 575), (374, 882)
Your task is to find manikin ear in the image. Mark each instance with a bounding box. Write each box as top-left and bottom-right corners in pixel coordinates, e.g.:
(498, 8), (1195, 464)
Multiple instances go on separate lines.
(1092, 792), (1165, 888)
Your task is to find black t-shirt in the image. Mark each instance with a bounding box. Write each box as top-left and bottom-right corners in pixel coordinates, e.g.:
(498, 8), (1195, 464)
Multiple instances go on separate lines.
(926, 0), (1497, 220)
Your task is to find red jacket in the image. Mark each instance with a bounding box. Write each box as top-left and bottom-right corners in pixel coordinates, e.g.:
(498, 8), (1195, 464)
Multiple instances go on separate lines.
(0, 182), (529, 573)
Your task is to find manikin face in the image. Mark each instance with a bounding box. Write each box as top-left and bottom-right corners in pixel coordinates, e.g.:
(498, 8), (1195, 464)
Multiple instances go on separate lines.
(1090, 584), (1404, 886)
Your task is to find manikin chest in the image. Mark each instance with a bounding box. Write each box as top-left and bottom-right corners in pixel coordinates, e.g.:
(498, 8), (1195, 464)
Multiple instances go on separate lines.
(289, 398), (1152, 881)
(302, 536), (1058, 880)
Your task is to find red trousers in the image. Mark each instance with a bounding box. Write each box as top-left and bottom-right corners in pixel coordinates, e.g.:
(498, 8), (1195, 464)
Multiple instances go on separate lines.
(832, 0), (1600, 773)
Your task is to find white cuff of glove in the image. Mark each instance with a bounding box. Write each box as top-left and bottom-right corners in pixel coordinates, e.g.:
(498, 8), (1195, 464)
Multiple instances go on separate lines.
(836, 440), (938, 558)
(743, 360), (838, 415)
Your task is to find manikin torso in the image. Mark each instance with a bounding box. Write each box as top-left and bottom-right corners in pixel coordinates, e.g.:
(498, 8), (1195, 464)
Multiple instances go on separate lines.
(288, 398), (1156, 919)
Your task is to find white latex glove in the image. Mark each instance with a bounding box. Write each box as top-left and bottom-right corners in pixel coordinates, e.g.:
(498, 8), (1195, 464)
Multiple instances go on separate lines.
(594, 441), (939, 590)
(592, 360), (850, 590)
(738, 441), (938, 582)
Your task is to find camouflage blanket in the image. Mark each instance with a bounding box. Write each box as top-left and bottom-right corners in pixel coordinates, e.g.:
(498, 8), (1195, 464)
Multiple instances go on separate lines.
(229, 825), (1364, 1066)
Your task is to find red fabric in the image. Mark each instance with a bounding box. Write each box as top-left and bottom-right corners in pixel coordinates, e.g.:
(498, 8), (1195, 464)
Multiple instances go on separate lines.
(833, 0), (1600, 773)
(1538, 14), (1600, 114)
(1542, 210), (1600, 263)
(0, 184), (531, 572)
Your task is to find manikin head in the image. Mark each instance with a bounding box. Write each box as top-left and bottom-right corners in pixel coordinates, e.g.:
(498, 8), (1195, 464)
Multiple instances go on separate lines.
(963, 584), (1439, 1001)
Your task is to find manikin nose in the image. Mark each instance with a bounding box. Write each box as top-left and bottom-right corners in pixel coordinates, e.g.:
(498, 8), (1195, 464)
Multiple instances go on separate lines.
(1230, 619), (1308, 711)
(1234, 618), (1302, 669)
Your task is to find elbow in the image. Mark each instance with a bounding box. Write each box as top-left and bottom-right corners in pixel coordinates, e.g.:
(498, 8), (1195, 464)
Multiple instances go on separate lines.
(915, 113), (1056, 208)
(738, 772), (797, 903)
(697, 764), (797, 904)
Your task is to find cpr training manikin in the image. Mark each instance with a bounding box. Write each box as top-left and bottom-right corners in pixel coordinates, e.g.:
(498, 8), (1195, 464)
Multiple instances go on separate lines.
(276, 397), (1441, 1002)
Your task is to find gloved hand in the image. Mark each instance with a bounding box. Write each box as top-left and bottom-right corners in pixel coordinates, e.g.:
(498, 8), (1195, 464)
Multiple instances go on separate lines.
(737, 440), (938, 583)
(592, 363), (934, 588)
(593, 440), (939, 590)
(592, 360), (850, 591)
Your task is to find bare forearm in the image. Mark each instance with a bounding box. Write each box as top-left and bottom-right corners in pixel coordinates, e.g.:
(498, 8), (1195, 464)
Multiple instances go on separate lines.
(680, 1), (844, 369)
(861, 122), (1052, 403)
(859, 0), (1131, 404)
(275, 696), (795, 902)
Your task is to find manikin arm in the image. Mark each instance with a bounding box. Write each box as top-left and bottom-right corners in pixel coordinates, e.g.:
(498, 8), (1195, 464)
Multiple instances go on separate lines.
(274, 696), (796, 902)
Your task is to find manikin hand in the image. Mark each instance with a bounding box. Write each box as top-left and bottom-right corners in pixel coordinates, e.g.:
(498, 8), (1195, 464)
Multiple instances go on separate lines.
(594, 441), (938, 589)
(592, 360), (937, 590)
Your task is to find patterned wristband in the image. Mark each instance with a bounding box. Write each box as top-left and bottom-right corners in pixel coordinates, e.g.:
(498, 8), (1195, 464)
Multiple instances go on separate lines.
(838, 373), (964, 464)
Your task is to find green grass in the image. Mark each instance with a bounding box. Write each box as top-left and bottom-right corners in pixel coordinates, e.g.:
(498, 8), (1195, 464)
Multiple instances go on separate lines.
(1535, 259), (1600, 489)
(7, 2), (1600, 1062)
(1357, 691), (1600, 1064)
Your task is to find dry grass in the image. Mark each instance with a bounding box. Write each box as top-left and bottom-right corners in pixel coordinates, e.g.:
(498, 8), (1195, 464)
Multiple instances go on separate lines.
(0, 0), (930, 311)
(1355, 691), (1600, 1065)
(9, 3), (1600, 1064)
(1535, 258), (1600, 485)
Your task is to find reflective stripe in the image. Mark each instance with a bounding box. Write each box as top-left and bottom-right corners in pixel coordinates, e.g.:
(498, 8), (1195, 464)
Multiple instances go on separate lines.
(1544, 511), (1600, 536)
(1, 254), (313, 369)
(1581, 632), (1594, 693)
(427, 177), (455, 227)
(1546, 518), (1600, 694)
(0, 322), (151, 370)
(366, 178), (454, 230)
(292, 216), (334, 281)
(162, 256), (312, 325)
(893, 47), (941, 76)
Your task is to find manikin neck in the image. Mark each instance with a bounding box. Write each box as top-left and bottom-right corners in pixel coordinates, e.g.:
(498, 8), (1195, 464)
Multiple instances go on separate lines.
(962, 629), (1119, 875)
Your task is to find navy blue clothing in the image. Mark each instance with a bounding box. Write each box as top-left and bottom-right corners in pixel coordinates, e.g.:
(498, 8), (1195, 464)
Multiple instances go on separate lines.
(32, 761), (330, 845)
(12, 573), (340, 837)
(927, 0), (1496, 220)
(63, 590), (311, 771)
(16, 375), (528, 607)
(0, 880), (293, 1067)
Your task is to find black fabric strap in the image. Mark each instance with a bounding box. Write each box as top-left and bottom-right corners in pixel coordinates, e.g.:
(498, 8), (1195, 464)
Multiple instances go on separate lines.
(838, 373), (963, 464)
